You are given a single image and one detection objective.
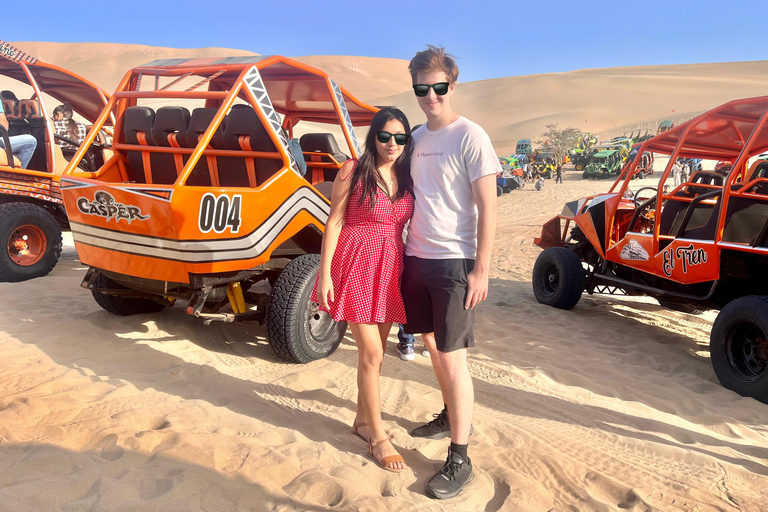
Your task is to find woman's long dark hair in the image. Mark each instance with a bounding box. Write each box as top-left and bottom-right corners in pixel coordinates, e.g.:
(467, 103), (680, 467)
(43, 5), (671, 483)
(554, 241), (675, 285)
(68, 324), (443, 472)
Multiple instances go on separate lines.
(349, 107), (412, 209)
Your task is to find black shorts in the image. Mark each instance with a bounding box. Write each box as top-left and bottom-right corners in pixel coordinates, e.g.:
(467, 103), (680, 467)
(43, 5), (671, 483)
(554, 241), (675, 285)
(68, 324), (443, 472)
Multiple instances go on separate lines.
(402, 255), (475, 353)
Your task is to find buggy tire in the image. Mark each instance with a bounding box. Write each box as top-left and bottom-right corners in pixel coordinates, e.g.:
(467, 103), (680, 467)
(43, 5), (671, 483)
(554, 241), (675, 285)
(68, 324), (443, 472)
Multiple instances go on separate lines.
(711, 296), (768, 403)
(638, 171), (645, 179)
(545, 170), (553, 180)
(0, 202), (62, 282)
(267, 254), (347, 363)
(657, 299), (704, 315)
(532, 247), (584, 310)
(575, 163), (584, 171)
(582, 171), (589, 179)
(497, 185), (503, 197)
(92, 273), (166, 316)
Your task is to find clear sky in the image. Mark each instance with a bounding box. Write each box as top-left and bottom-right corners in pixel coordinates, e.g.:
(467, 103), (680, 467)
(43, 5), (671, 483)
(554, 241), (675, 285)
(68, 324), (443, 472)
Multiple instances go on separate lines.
(8, 0), (768, 83)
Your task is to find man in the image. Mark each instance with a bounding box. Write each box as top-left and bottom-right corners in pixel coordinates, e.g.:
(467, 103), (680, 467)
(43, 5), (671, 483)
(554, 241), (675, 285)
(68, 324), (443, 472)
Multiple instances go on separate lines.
(672, 158), (682, 188)
(54, 103), (87, 152)
(403, 45), (499, 499)
(0, 100), (37, 169)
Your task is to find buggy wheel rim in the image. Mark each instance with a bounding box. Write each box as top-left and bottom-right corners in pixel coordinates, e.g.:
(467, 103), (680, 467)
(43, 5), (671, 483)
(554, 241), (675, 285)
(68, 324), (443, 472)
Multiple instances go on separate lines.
(7, 224), (47, 266)
(724, 319), (768, 382)
(537, 261), (560, 298)
(307, 300), (337, 343)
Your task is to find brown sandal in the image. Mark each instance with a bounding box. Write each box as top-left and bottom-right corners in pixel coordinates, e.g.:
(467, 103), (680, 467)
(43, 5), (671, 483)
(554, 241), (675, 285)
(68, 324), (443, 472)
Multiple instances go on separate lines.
(352, 421), (369, 443)
(368, 436), (407, 473)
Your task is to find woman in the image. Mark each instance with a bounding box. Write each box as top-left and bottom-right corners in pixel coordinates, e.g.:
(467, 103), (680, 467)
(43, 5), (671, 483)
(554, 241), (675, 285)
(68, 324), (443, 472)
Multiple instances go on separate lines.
(312, 107), (413, 472)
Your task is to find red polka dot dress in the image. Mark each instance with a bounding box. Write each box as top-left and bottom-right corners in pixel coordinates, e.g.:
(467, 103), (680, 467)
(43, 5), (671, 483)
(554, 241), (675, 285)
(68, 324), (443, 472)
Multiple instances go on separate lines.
(311, 173), (414, 324)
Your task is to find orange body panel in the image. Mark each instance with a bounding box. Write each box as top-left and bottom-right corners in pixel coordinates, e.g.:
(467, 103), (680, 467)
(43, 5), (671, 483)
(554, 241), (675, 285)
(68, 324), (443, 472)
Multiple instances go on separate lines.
(61, 169), (330, 283)
(0, 40), (111, 203)
(59, 56), (377, 286)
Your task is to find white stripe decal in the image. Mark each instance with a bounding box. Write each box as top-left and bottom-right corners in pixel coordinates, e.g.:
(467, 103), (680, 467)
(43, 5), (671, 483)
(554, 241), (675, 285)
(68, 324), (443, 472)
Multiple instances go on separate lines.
(71, 188), (329, 262)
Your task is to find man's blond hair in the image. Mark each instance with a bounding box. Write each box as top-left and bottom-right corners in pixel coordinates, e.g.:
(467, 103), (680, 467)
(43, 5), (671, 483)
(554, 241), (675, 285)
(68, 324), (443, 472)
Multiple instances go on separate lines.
(408, 45), (459, 84)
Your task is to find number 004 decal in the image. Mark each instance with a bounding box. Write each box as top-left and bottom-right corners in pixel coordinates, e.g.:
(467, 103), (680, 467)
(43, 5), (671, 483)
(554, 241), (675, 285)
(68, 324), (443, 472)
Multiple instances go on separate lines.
(199, 193), (242, 234)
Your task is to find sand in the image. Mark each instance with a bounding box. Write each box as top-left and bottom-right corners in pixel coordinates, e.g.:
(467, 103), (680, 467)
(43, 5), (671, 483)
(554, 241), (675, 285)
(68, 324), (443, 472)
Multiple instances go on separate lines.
(3, 42), (768, 510)
(2, 167), (768, 510)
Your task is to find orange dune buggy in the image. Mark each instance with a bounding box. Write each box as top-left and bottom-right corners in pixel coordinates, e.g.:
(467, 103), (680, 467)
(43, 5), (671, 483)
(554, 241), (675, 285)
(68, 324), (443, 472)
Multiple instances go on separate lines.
(60, 56), (377, 363)
(0, 40), (112, 281)
(533, 96), (768, 402)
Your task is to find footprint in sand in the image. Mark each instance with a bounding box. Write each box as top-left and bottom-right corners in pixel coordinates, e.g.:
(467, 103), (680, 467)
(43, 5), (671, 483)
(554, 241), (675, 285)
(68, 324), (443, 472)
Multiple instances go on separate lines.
(99, 433), (124, 461)
(584, 471), (653, 511)
(283, 470), (346, 508)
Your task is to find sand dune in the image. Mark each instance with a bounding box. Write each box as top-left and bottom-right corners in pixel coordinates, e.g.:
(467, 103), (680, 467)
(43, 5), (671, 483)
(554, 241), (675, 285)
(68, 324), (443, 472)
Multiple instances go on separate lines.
(371, 60), (768, 154)
(10, 42), (768, 156)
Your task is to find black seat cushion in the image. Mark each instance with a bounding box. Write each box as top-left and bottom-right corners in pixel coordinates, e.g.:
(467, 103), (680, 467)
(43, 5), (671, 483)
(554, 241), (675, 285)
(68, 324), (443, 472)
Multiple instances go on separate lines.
(150, 106), (190, 185)
(300, 133), (349, 163)
(122, 106), (156, 183)
(220, 106), (282, 187)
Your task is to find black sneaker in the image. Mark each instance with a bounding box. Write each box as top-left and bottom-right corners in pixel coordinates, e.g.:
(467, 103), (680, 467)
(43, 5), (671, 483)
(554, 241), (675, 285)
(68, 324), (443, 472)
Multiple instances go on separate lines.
(410, 407), (474, 440)
(425, 448), (474, 500)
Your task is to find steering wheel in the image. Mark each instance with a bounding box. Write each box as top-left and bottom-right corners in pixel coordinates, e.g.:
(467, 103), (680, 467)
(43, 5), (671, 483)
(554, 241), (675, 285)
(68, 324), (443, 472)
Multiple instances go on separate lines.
(54, 134), (103, 149)
(633, 186), (658, 223)
(633, 186), (657, 209)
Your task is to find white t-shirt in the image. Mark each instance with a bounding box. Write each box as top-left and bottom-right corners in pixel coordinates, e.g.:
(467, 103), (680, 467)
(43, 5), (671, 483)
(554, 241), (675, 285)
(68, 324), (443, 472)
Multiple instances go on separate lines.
(405, 116), (501, 259)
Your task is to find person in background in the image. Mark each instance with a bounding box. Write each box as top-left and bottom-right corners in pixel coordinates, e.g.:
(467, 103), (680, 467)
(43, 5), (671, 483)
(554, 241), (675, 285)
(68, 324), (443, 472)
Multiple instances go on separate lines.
(0, 101), (37, 168)
(672, 158), (683, 188)
(54, 103), (86, 153)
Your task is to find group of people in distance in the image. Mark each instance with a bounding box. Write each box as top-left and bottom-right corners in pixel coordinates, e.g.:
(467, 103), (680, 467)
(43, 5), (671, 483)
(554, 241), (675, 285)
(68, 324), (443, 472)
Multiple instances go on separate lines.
(313, 45), (500, 500)
(0, 97), (86, 169)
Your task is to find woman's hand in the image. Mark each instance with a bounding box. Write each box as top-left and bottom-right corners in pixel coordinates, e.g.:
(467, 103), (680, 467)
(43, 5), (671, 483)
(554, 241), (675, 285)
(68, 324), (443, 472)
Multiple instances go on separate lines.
(316, 273), (334, 310)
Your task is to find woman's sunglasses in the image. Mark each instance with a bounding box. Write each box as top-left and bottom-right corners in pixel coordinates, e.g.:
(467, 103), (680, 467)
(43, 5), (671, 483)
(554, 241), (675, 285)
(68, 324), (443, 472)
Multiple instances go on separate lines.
(376, 131), (409, 145)
(412, 82), (450, 97)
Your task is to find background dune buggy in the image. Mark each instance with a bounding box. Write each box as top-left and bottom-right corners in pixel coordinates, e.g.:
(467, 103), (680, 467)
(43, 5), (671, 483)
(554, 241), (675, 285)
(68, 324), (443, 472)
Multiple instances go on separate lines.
(60, 56), (378, 363)
(533, 95), (768, 402)
(581, 149), (623, 179)
(0, 40), (111, 281)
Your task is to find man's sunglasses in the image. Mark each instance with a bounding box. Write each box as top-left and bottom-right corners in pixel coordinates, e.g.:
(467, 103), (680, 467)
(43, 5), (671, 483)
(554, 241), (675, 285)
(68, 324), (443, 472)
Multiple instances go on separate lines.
(412, 82), (450, 97)
(376, 131), (409, 145)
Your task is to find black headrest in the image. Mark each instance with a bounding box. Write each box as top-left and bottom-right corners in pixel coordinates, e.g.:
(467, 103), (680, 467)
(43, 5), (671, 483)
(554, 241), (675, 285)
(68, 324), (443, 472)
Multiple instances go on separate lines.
(300, 133), (343, 155)
(223, 106), (276, 152)
(151, 106), (190, 147)
(1, 97), (19, 117)
(750, 161), (768, 181)
(186, 108), (225, 148)
(123, 106), (156, 145)
(19, 100), (40, 120)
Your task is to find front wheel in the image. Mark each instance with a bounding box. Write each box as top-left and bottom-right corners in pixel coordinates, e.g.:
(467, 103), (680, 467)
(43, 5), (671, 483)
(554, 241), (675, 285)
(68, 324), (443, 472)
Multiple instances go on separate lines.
(0, 202), (62, 282)
(575, 163), (584, 171)
(711, 296), (768, 403)
(532, 247), (584, 310)
(267, 254), (347, 363)
(497, 184), (503, 197)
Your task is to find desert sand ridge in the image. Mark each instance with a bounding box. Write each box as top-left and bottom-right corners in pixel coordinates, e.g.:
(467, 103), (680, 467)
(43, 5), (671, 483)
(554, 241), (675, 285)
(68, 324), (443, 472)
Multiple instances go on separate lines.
(10, 42), (768, 154)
